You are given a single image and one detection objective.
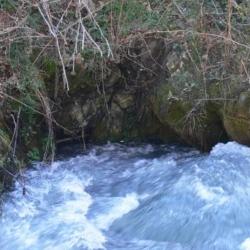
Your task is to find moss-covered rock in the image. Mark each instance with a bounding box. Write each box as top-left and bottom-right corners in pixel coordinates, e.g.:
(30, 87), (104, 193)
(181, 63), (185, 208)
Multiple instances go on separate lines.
(92, 91), (135, 142)
(223, 91), (250, 145)
(134, 105), (180, 143)
(0, 110), (11, 157)
(0, 118), (15, 190)
(151, 79), (228, 150)
(0, 128), (10, 161)
(92, 104), (124, 142)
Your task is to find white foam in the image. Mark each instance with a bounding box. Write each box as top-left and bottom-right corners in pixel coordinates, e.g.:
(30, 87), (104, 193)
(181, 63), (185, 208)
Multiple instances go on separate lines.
(240, 238), (250, 250)
(134, 159), (148, 167)
(13, 223), (38, 247)
(51, 161), (62, 169)
(41, 219), (106, 250)
(50, 176), (107, 249)
(1, 169), (107, 250)
(45, 218), (106, 250)
(194, 181), (229, 205)
(13, 200), (37, 218)
(93, 193), (140, 230)
(195, 182), (217, 201)
(58, 175), (92, 195)
(40, 189), (106, 250)
(211, 142), (250, 158)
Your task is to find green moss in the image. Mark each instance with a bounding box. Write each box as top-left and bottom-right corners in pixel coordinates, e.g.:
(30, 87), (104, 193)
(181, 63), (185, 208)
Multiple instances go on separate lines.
(167, 100), (190, 125)
(152, 81), (192, 126)
(222, 91), (250, 145)
(151, 76), (228, 150)
(0, 0), (17, 11)
(207, 81), (223, 98)
(68, 69), (95, 94)
(224, 114), (250, 144)
(0, 128), (11, 152)
(42, 57), (57, 78)
(94, 0), (175, 38)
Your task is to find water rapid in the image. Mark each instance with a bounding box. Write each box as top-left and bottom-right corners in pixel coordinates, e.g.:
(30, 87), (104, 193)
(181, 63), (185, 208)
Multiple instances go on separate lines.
(1, 142), (250, 250)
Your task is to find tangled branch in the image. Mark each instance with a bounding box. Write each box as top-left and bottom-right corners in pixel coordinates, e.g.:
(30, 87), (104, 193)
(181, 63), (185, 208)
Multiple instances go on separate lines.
(1, 0), (113, 90)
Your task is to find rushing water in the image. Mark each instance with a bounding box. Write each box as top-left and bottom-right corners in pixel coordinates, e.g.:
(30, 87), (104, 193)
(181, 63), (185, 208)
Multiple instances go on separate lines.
(1, 142), (250, 250)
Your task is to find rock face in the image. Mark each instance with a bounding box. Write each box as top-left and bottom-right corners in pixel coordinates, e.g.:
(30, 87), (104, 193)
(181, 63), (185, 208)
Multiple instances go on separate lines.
(53, 37), (181, 145)
(55, 60), (179, 145)
(223, 91), (250, 145)
(51, 36), (250, 151)
(150, 82), (228, 151)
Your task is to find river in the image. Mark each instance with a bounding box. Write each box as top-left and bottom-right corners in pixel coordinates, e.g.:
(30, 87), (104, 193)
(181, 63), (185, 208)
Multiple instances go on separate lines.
(1, 142), (250, 250)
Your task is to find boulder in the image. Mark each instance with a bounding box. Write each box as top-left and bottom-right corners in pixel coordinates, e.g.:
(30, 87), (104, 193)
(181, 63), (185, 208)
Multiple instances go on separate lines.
(223, 90), (250, 145)
(151, 80), (228, 151)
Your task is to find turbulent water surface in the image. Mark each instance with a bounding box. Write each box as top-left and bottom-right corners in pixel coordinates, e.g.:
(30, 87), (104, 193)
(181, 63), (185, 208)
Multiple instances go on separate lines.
(1, 142), (250, 250)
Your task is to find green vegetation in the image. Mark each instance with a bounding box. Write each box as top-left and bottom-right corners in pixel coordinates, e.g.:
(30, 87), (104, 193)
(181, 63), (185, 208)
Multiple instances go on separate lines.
(0, 0), (17, 11)
(95, 0), (170, 36)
